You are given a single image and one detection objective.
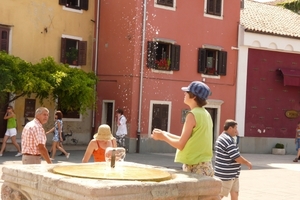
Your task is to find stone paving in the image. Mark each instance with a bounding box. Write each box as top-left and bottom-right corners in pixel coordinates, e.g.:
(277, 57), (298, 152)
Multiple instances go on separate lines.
(0, 146), (299, 200)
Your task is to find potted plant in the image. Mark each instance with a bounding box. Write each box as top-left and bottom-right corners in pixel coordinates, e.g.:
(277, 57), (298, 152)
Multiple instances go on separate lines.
(66, 47), (78, 65)
(272, 143), (285, 155)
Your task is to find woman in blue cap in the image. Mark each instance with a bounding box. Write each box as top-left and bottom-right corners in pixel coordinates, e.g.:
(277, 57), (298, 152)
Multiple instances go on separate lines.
(152, 81), (214, 177)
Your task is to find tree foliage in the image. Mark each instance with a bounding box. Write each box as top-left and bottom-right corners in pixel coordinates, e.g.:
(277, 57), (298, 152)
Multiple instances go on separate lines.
(277, 0), (300, 14)
(0, 51), (98, 114)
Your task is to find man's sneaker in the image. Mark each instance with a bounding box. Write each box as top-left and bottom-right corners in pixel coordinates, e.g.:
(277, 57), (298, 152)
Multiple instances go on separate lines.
(0, 154), (2, 157)
(66, 153), (70, 159)
(15, 152), (22, 157)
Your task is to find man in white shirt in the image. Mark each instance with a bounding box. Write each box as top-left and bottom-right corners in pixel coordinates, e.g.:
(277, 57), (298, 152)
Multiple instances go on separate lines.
(116, 108), (127, 148)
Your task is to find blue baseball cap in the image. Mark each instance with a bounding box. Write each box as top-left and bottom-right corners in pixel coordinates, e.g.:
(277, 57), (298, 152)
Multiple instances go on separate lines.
(181, 81), (211, 100)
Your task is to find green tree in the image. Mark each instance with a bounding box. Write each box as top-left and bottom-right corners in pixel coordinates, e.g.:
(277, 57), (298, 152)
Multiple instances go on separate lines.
(277, 0), (300, 14)
(0, 51), (97, 114)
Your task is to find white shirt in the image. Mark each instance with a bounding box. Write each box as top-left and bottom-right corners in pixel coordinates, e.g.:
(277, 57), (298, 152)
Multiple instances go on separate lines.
(116, 115), (127, 136)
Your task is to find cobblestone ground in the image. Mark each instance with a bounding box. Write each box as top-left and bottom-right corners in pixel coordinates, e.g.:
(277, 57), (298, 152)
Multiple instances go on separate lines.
(0, 148), (299, 200)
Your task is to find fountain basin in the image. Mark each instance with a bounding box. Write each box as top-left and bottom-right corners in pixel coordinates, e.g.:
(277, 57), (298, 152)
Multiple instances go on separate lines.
(1, 162), (221, 200)
(53, 163), (172, 181)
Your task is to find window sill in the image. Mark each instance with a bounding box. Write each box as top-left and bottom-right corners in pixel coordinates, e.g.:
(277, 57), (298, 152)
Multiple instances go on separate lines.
(203, 13), (223, 20)
(151, 69), (173, 74)
(63, 6), (83, 13)
(68, 64), (81, 69)
(201, 74), (220, 79)
(154, 2), (176, 11)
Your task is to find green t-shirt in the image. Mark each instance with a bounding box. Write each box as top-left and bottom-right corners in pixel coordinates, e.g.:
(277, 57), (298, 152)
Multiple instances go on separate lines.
(7, 117), (17, 129)
(175, 107), (213, 165)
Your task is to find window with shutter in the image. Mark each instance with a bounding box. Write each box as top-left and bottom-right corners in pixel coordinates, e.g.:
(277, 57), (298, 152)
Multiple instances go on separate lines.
(197, 48), (227, 76)
(147, 41), (180, 71)
(157, 0), (174, 7)
(59, 0), (89, 10)
(60, 38), (87, 66)
(206, 0), (222, 16)
(0, 27), (10, 53)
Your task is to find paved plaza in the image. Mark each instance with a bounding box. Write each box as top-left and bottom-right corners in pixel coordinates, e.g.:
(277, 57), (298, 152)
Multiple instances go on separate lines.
(0, 146), (299, 200)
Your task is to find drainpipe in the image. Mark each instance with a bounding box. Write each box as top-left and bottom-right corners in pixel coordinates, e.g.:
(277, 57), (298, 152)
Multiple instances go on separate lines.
(92, 0), (101, 137)
(136, 0), (147, 153)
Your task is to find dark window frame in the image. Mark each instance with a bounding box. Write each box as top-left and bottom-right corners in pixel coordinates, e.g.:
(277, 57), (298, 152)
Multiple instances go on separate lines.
(0, 26), (10, 53)
(59, 0), (89, 10)
(60, 38), (87, 66)
(197, 48), (227, 76)
(147, 41), (180, 71)
(206, 0), (222, 16)
(24, 99), (36, 118)
(151, 104), (169, 131)
(157, 0), (174, 7)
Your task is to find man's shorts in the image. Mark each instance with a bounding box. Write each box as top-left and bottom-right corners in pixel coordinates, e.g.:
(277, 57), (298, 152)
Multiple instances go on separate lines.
(220, 178), (239, 197)
(182, 161), (214, 177)
(5, 128), (17, 137)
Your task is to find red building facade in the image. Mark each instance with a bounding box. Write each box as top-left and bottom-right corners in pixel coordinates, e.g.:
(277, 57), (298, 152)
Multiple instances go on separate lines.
(95, 0), (241, 153)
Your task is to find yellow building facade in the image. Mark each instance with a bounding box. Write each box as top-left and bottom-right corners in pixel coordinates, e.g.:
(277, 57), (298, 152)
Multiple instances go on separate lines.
(0, 0), (95, 145)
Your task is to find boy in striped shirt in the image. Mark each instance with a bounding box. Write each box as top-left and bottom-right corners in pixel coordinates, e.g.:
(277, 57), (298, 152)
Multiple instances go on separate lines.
(214, 119), (252, 200)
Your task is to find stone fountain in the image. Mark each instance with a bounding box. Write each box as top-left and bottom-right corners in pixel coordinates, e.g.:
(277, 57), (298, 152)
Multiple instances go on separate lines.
(1, 148), (222, 200)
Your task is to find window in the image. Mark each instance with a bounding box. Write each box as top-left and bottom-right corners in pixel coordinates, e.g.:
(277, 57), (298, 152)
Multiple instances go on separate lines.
(151, 104), (169, 131)
(57, 99), (80, 119)
(24, 99), (36, 118)
(0, 26), (10, 53)
(154, 0), (176, 11)
(206, 0), (222, 16)
(157, 0), (174, 7)
(60, 38), (87, 66)
(147, 41), (180, 71)
(59, 0), (89, 10)
(198, 48), (227, 76)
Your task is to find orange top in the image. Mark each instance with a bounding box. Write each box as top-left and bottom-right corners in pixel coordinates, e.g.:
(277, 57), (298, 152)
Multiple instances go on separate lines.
(92, 141), (105, 162)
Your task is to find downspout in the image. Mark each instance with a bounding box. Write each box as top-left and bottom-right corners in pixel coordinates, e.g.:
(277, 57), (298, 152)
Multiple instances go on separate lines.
(136, 0), (147, 153)
(92, 0), (101, 136)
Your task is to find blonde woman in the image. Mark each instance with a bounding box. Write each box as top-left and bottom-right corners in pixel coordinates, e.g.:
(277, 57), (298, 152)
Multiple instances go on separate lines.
(82, 124), (117, 162)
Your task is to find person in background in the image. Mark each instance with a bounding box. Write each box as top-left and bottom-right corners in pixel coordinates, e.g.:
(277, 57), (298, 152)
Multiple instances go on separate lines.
(82, 124), (117, 162)
(214, 119), (252, 200)
(0, 106), (22, 157)
(45, 110), (70, 161)
(293, 122), (300, 162)
(21, 107), (52, 164)
(115, 108), (127, 148)
(152, 81), (214, 177)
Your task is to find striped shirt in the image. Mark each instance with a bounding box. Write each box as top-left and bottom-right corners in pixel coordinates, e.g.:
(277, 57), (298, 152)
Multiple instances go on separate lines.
(214, 132), (241, 181)
(21, 118), (47, 155)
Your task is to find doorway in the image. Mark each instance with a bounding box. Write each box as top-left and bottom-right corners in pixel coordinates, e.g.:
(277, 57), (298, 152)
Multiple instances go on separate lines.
(101, 100), (115, 134)
(206, 107), (217, 150)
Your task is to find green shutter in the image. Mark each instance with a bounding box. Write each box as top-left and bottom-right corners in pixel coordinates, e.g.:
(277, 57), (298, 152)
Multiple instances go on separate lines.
(217, 51), (227, 75)
(59, 0), (67, 5)
(198, 48), (206, 73)
(170, 44), (180, 71)
(147, 41), (156, 68)
(78, 41), (87, 66)
(80, 0), (89, 10)
(60, 38), (67, 63)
